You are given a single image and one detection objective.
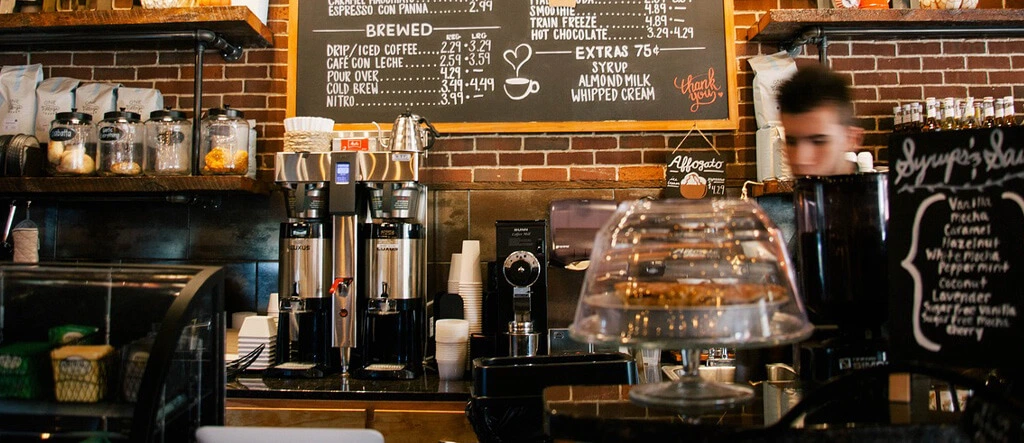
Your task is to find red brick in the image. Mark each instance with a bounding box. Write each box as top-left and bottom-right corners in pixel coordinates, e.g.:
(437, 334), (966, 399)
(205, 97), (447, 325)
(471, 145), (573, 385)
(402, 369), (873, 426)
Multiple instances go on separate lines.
(524, 136), (569, 151)
(944, 71), (988, 84)
(270, 65), (289, 79)
(900, 72), (943, 85)
(877, 57), (921, 71)
(451, 153), (497, 167)
(0, 54), (28, 66)
(244, 79), (286, 94)
(852, 87), (877, 101)
(734, 43), (764, 57)
(424, 168), (472, 184)
(423, 154), (450, 168)
(854, 102), (897, 117)
(922, 56), (965, 70)
(967, 56), (1011, 70)
(942, 41), (987, 54)
(522, 168), (568, 181)
(780, 0), (816, 8)
(737, 116), (758, 132)
(31, 52), (73, 65)
(137, 67), (181, 79)
(548, 151), (595, 165)
(474, 168), (519, 182)
(644, 150), (669, 164)
(116, 53), (158, 66)
(988, 41), (1024, 55)
(967, 86), (1014, 99)
(596, 150), (643, 164)
(667, 134), (719, 150)
(898, 42), (942, 56)
(619, 166), (664, 181)
(620, 135), (665, 149)
(853, 72), (898, 86)
(727, 163), (757, 179)
(477, 137), (521, 151)
(432, 137), (474, 152)
(94, 68), (136, 81)
(268, 95), (287, 108)
(500, 152), (545, 166)
(733, 13), (758, 28)
(222, 94), (267, 108)
(570, 167), (616, 181)
(246, 49), (285, 64)
(571, 136), (617, 150)
(878, 86), (924, 101)
(989, 70), (1024, 85)
(830, 57), (876, 72)
(74, 53), (115, 65)
(716, 133), (755, 149)
(823, 42), (851, 57)
(50, 67), (94, 80)
(922, 86), (968, 99)
(226, 65), (270, 79)
(203, 80), (245, 94)
(1013, 56), (1024, 70)
(851, 43), (896, 57)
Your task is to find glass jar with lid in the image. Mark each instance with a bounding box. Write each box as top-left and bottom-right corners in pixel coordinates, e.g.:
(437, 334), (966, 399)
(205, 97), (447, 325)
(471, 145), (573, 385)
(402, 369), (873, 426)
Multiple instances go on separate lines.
(97, 109), (144, 176)
(144, 108), (192, 176)
(200, 105), (250, 176)
(47, 109), (96, 176)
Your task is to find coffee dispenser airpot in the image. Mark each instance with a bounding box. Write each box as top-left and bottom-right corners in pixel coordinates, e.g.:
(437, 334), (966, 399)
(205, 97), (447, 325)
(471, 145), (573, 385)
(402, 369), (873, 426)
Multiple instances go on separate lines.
(272, 115), (432, 379)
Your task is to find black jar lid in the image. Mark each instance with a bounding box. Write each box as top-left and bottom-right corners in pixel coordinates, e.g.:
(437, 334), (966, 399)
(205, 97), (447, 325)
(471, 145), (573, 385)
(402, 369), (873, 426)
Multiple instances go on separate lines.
(102, 108), (142, 123)
(207, 105), (244, 119)
(55, 108), (92, 124)
(149, 108), (188, 122)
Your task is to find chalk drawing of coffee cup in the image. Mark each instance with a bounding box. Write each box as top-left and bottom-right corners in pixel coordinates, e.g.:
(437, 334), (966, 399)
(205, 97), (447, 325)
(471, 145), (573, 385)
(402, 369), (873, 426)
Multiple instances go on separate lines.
(504, 77), (540, 100)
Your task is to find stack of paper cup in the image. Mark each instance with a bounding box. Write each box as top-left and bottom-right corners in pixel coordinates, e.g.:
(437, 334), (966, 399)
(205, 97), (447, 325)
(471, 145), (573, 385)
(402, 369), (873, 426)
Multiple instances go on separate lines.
(458, 240), (483, 334)
(447, 253), (462, 295)
(435, 319), (469, 380)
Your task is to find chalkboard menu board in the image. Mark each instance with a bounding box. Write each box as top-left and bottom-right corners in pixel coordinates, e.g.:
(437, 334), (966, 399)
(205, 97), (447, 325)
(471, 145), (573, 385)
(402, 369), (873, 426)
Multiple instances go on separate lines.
(888, 127), (1024, 369)
(286, 0), (738, 133)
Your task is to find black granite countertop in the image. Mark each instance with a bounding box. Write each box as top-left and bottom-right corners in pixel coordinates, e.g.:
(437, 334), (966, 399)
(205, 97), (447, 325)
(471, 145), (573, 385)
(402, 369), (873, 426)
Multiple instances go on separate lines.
(227, 371), (473, 402)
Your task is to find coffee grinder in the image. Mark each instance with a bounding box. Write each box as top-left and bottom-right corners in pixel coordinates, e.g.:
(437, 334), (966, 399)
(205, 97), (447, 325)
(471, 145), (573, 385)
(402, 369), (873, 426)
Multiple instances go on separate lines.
(486, 220), (549, 356)
(271, 151), (360, 378)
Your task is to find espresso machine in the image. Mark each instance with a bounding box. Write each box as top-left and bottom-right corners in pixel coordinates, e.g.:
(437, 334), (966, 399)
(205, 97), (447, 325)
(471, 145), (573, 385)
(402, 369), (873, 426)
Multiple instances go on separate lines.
(271, 149), (429, 379)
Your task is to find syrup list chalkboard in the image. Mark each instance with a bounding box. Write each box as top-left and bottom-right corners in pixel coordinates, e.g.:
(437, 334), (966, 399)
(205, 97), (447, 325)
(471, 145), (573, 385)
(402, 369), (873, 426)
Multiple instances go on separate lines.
(286, 0), (738, 133)
(888, 127), (1024, 369)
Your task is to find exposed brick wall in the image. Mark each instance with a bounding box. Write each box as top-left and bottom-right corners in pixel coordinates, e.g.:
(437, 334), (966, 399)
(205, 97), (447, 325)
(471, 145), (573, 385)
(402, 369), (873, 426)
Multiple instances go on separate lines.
(3, 0), (1023, 189)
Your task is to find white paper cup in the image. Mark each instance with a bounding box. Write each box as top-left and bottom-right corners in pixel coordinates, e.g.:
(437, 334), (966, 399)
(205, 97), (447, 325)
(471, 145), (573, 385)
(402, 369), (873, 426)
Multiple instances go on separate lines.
(459, 240), (482, 284)
(438, 357), (467, 380)
(448, 253), (463, 292)
(436, 319), (470, 342)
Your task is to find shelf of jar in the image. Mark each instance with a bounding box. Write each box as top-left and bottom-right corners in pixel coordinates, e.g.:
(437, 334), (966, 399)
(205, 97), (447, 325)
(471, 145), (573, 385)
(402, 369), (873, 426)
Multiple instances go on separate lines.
(0, 6), (272, 48)
(0, 176), (271, 195)
(747, 8), (1024, 42)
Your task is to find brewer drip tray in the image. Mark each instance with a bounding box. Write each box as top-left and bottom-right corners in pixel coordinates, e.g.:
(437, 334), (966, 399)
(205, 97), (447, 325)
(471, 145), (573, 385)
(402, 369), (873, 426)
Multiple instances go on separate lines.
(365, 363), (405, 371)
(264, 361), (329, 379)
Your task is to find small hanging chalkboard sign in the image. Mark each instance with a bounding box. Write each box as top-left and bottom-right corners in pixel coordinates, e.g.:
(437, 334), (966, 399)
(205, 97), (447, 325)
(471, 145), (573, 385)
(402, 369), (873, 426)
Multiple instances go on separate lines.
(665, 151), (726, 199)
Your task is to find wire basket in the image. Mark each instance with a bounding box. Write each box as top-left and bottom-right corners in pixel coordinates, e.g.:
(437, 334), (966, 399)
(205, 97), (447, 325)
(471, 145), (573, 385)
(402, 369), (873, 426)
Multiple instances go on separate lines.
(51, 346), (117, 403)
(0, 342), (52, 399)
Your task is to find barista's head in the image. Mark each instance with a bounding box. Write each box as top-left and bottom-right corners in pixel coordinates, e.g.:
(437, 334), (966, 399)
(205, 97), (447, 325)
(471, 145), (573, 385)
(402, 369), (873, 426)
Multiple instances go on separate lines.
(778, 64), (862, 176)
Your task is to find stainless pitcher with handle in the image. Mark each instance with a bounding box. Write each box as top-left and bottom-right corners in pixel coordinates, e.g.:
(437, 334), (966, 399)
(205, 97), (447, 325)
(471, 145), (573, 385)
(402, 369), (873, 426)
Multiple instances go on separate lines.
(384, 110), (439, 153)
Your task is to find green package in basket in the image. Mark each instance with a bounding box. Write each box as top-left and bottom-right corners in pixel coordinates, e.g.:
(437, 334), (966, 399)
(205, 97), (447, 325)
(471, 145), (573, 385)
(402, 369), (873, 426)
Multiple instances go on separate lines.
(0, 342), (52, 399)
(48, 324), (99, 346)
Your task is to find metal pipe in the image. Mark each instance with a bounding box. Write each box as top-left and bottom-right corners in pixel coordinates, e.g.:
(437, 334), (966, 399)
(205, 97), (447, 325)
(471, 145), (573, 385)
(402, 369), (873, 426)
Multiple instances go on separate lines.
(820, 34), (828, 66)
(0, 30), (243, 61)
(193, 39), (207, 176)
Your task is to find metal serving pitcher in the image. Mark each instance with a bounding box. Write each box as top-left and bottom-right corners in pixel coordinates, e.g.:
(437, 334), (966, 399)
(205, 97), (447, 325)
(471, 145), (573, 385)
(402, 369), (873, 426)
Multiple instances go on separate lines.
(380, 110), (438, 153)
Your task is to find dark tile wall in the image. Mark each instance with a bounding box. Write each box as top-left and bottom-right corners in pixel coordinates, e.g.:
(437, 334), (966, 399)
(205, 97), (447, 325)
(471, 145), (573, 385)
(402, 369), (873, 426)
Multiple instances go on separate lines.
(14, 184), (670, 323)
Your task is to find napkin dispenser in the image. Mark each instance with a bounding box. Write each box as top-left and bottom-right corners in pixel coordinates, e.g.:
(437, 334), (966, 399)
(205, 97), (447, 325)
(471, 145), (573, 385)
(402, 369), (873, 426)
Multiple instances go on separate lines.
(547, 199), (617, 270)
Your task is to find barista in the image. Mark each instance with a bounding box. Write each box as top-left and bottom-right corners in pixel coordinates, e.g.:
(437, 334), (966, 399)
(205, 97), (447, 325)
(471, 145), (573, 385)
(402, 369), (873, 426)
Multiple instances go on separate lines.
(777, 64), (862, 177)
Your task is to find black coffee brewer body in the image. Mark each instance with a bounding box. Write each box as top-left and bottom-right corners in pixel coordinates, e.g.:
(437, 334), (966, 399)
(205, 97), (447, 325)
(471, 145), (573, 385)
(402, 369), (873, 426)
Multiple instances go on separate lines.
(484, 220), (549, 357)
(793, 172), (890, 382)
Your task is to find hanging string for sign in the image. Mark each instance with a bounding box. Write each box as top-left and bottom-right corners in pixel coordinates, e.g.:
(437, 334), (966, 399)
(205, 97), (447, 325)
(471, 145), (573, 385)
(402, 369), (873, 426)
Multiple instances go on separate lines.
(671, 123), (719, 156)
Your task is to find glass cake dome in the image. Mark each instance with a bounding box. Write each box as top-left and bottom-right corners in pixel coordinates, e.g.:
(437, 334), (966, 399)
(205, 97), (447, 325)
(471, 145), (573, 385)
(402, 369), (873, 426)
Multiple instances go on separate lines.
(569, 198), (813, 409)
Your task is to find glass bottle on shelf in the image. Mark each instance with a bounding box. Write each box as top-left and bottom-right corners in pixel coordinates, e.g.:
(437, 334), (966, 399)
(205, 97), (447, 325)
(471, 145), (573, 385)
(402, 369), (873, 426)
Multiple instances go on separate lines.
(893, 106), (903, 133)
(994, 98), (1006, 127)
(961, 97), (978, 129)
(910, 103), (922, 132)
(1003, 96), (1017, 127)
(902, 104), (913, 133)
(941, 97), (958, 131)
(982, 97), (997, 128)
(922, 97), (940, 132)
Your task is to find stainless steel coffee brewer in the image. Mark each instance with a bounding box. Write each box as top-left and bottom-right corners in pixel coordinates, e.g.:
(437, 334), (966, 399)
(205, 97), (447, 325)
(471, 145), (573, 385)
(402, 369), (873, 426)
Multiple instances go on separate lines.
(271, 151), (360, 378)
(271, 149), (429, 379)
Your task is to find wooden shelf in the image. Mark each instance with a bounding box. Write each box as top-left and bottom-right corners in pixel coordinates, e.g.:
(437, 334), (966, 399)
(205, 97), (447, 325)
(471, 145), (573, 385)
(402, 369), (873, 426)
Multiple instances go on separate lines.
(0, 176), (271, 195)
(747, 8), (1024, 42)
(0, 6), (273, 48)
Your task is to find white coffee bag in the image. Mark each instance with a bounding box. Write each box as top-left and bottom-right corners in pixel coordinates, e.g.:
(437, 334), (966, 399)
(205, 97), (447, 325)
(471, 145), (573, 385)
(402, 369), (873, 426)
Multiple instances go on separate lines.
(35, 77), (81, 143)
(748, 52), (797, 129)
(75, 83), (121, 122)
(116, 87), (163, 119)
(0, 64), (44, 136)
